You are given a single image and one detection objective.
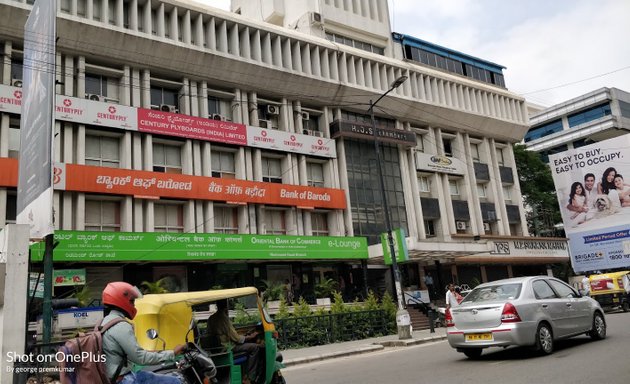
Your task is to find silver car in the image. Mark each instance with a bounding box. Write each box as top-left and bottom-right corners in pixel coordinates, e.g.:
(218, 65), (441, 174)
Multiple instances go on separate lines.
(446, 276), (606, 359)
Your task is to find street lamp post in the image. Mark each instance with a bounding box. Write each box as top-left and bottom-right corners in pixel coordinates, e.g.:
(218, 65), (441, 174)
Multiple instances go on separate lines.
(369, 75), (411, 339)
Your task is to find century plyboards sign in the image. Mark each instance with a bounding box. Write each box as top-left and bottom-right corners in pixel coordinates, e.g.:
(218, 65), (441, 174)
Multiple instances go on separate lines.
(31, 231), (369, 261)
(549, 135), (630, 272)
(16, 0), (56, 239)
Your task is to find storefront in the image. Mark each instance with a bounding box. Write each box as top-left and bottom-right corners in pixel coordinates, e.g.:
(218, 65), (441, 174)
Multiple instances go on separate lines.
(30, 231), (369, 304)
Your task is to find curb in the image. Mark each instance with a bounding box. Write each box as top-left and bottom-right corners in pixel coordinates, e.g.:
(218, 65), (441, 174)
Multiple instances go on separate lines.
(377, 334), (447, 347)
(282, 334), (447, 367)
(283, 344), (384, 367)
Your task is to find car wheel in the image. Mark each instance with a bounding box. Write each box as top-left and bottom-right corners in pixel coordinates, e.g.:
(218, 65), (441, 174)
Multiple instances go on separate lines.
(535, 323), (553, 355)
(463, 348), (482, 359)
(622, 302), (629, 312)
(589, 312), (606, 340)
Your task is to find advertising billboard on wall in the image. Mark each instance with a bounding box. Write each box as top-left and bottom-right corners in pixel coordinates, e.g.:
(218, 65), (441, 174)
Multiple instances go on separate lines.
(549, 135), (630, 273)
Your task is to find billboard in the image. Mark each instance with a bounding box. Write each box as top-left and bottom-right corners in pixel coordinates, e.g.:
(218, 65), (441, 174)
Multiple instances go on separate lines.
(16, 0), (57, 239)
(549, 135), (630, 272)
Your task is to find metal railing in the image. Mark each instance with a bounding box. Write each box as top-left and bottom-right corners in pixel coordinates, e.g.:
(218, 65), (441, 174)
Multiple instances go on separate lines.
(274, 309), (390, 349)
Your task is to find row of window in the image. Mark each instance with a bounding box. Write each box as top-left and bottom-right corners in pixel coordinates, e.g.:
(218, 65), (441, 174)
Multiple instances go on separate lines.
(325, 32), (385, 55)
(2, 191), (330, 236)
(403, 45), (505, 87)
(526, 102), (613, 143)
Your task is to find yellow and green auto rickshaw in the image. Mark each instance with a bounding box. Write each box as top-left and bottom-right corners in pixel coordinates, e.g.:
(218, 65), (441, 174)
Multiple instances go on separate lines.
(133, 287), (285, 384)
(588, 271), (630, 312)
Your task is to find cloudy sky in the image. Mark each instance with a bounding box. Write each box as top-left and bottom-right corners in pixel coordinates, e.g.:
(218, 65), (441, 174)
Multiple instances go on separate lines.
(198, 0), (630, 107)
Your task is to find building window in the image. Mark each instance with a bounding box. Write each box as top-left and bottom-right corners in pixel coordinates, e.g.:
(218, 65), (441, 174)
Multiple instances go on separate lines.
(416, 136), (425, 152)
(93, 0), (101, 20)
(154, 203), (184, 232)
(6, 192), (16, 224)
(418, 176), (430, 193)
(9, 118), (20, 159)
(449, 180), (460, 196)
(150, 86), (179, 110)
(208, 96), (221, 116)
(85, 74), (109, 97)
(303, 114), (320, 133)
(153, 142), (182, 173)
(311, 212), (329, 236)
(211, 150), (235, 179)
(85, 200), (120, 231)
(503, 186), (512, 201)
(471, 143), (481, 162)
(214, 206), (238, 234)
(325, 32), (384, 55)
(86, 134), (120, 168)
(524, 119), (563, 142)
(496, 148), (505, 166)
(567, 103), (612, 128)
(345, 140), (408, 245)
(307, 162), (325, 187)
(262, 157), (282, 183)
(424, 220), (436, 237)
(266, 210), (286, 234)
(443, 138), (453, 157)
(11, 58), (23, 82)
(477, 183), (487, 198)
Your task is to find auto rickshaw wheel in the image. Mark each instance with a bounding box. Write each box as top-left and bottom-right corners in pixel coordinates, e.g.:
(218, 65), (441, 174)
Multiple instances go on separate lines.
(622, 301), (629, 312)
(271, 371), (286, 384)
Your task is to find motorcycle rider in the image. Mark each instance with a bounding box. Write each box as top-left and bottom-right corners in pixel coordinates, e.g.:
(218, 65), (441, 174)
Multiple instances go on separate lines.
(101, 281), (185, 383)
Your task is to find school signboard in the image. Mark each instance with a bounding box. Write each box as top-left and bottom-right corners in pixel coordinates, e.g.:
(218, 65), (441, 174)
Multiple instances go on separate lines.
(549, 134), (630, 273)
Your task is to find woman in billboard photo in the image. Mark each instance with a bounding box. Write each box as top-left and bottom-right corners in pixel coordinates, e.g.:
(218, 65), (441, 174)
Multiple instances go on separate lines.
(597, 167), (617, 195)
(568, 181), (588, 227)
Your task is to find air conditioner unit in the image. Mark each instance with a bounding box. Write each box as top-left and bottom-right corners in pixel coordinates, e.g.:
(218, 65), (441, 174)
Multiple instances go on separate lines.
(300, 111), (310, 121)
(104, 97), (119, 104)
(310, 12), (323, 25)
(160, 104), (178, 113)
(86, 94), (105, 102)
(456, 221), (467, 231)
(150, 105), (161, 110)
(303, 129), (323, 137)
(211, 113), (226, 121)
(259, 119), (276, 129)
(266, 105), (280, 115)
(483, 222), (491, 232)
(12, 78), (23, 88)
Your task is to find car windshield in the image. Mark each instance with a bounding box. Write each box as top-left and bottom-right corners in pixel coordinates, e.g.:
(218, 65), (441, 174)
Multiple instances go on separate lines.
(462, 283), (522, 303)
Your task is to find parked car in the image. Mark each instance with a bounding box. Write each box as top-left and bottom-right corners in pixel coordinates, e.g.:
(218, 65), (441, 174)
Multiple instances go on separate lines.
(446, 276), (606, 359)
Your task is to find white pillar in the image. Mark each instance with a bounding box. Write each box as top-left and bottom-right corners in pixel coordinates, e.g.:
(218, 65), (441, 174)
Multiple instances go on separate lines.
(0, 224), (29, 384)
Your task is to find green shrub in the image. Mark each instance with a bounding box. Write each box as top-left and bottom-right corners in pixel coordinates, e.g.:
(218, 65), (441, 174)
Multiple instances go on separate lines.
(292, 297), (313, 318)
(274, 297), (291, 320)
(380, 292), (397, 332)
(330, 291), (347, 314)
(233, 302), (259, 326)
(314, 278), (338, 298)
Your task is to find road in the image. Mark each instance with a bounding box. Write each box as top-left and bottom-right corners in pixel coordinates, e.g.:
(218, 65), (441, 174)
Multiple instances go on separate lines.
(282, 312), (630, 384)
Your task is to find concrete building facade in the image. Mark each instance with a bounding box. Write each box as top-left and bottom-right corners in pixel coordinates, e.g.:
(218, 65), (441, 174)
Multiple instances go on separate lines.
(0, 0), (568, 303)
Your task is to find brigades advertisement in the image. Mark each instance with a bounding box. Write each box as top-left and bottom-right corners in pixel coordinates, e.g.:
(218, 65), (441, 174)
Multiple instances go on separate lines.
(549, 135), (630, 272)
(30, 231), (368, 261)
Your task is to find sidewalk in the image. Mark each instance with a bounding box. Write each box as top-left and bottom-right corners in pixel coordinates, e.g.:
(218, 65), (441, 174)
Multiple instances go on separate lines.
(281, 327), (448, 367)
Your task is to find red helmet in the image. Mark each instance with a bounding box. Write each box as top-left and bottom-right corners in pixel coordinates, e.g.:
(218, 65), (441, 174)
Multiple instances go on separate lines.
(102, 282), (141, 319)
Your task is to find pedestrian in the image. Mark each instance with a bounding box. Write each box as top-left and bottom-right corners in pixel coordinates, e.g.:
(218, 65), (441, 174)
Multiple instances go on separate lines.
(446, 283), (459, 310)
(581, 275), (590, 296)
(424, 274), (434, 300)
(101, 282), (185, 384)
(455, 287), (464, 304)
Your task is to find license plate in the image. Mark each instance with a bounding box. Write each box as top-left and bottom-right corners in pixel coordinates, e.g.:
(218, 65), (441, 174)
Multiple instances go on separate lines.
(465, 333), (493, 342)
(613, 298), (620, 303)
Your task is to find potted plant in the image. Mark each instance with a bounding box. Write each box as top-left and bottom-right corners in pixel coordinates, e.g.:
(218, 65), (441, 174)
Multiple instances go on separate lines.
(261, 280), (285, 309)
(141, 278), (169, 294)
(315, 278), (338, 306)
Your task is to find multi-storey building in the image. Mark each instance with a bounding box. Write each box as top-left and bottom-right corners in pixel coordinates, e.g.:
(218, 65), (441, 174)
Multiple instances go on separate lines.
(525, 87), (630, 162)
(0, 0), (568, 303)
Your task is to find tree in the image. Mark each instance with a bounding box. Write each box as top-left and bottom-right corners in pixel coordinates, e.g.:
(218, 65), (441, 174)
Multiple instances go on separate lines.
(513, 144), (563, 236)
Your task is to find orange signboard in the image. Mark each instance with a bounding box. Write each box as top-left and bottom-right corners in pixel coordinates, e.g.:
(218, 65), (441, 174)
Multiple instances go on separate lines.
(52, 162), (347, 209)
(0, 158), (18, 187)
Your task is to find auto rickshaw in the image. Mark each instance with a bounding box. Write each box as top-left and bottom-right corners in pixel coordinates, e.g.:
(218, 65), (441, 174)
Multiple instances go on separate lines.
(133, 287), (285, 384)
(588, 271), (630, 312)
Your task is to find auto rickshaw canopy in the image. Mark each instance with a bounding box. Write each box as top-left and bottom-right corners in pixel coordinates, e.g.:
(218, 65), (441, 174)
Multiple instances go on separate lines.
(133, 287), (260, 350)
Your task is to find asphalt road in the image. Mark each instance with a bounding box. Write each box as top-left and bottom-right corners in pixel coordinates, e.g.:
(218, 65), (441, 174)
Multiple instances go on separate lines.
(282, 312), (630, 384)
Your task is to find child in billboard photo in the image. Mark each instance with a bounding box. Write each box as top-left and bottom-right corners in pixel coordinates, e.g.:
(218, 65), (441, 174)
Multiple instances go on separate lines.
(567, 181), (588, 227)
(613, 174), (630, 207)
